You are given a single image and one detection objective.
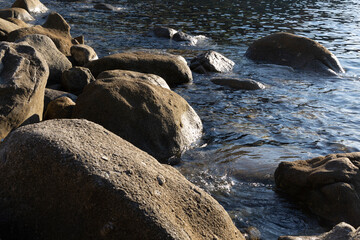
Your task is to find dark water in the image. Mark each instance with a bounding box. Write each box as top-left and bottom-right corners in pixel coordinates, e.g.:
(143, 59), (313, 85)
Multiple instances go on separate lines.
(2, 0), (360, 238)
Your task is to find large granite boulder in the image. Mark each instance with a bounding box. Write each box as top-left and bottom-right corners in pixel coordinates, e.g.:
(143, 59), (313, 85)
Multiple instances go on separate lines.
(85, 51), (192, 86)
(0, 18), (20, 40)
(7, 12), (75, 56)
(0, 8), (34, 22)
(245, 32), (344, 75)
(72, 78), (202, 162)
(97, 70), (170, 89)
(0, 119), (244, 240)
(16, 34), (72, 85)
(279, 222), (360, 240)
(275, 152), (360, 227)
(11, 0), (48, 13)
(190, 50), (235, 73)
(0, 41), (48, 140)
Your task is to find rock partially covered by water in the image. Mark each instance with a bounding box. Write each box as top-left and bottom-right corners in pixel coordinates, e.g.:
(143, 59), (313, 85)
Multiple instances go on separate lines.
(94, 3), (122, 11)
(16, 34), (72, 86)
(8, 12), (75, 56)
(85, 51), (192, 86)
(279, 222), (360, 240)
(0, 119), (243, 240)
(11, 0), (48, 13)
(0, 41), (48, 139)
(44, 96), (75, 120)
(275, 152), (360, 227)
(97, 70), (170, 89)
(245, 32), (344, 75)
(72, 78), (202, 162)
(211, 78), (265, 90)
(70, 44), (98, 66)
(190, 50), (235, 73)
(153, 26), (177, 39)
(0, 8), (34, 22)
(61, 66), (95, 95)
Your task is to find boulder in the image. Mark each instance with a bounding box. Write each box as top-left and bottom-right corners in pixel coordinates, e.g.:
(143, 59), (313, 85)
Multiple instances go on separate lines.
(11, 0), (48, 13)
(0, 8), (34, 22)
(7, 12), (75, 56)
(211, 78), (265, 90)
(0, 41), (49, 140)
(44, 96), (75, 120)
(16, 34), (72, 86)
(245, 32), (344, 75)
(72, 78), (202, 162)
(275, 152), (360, 227)
(153, 26), (177, 39)
(61, 67), (95, 95)
(0, 119), (244, 240)
(70, 44), (98, 66)
(85, 51), (192, 86)
(190, 50), (235, 73)
(44, 88), (77, 113)
(97, 70), (170, 89)
(0, 18), (20, 40)
(279, 222), (360, 240)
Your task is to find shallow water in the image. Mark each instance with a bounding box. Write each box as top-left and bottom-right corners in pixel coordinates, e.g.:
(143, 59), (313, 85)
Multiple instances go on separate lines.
(2, 0), (360, 238)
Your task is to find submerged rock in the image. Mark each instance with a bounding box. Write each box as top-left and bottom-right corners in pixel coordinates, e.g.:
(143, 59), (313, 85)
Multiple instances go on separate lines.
(72, 78), (202, 162)
(85, 51), (192, 86)
(0, 119), (244, 240)
(70, 44), (98, 66)
(190, 50), (235, 73)
(275, 152), (360, 227)
(16, 34), (72, 86)
(153, 26), (177, 39)
(8, 12), (76, 56)
(94, 3), (122, 11)
(11, 0), (48, 13)
(0, 8), (34, 22)
(97, 70), (170, 89)
(61, 66), (95, 95)
(211, 78), (265, 90)
(0, 41), (48, 139)
(245, 32), (344, 75)
(279, 222), (360, 240)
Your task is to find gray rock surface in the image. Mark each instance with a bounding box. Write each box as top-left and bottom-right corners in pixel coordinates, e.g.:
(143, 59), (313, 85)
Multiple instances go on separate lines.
(245, 32), (344, 75)
(0, 41), (48, 139)
(97, 70), (170, 89)
(190, 50), (235, 73)
(0, 119), (244, 240)
(72, 77), (202, 162)
(16, 34), (72, 86)
(70, 44), (98, 66)
(61, 66), (95, 95)
(275, 152), (360, 227)
(85, 51), (192, 86)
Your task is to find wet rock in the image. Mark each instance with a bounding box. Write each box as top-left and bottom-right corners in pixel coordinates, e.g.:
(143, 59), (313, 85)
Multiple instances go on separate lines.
(72, 78), (202, 162)
(245, 32), (344, 75)
(44, 88), (77, 113)
(0, 8), (34, 22)
(8, 12), (75, 56)
(0, 18), (20, 40)
(44, 96), (75, 120)
(279, 222), (360, 240)
(94, 3), (122, 11)
(153, 26), (177, 39)
(70, 44), (98, 66)
(85, 51), (192, 86)
(275, 152), (360, 227)
(16, 34), (72, 86)
(211, 78), (265, 90)
(11, 0), (48, 13)
(173, 31), (196, 43)
(61, 67), (95, 95)
(190, 50), (235, 73)
(0, 41), (49, 139)
(0, 119), (244, 240)
(97, 70), (170, 89)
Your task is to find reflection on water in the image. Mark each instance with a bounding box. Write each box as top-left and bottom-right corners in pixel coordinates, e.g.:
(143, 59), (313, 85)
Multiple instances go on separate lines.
(2, 0), (360, 238)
